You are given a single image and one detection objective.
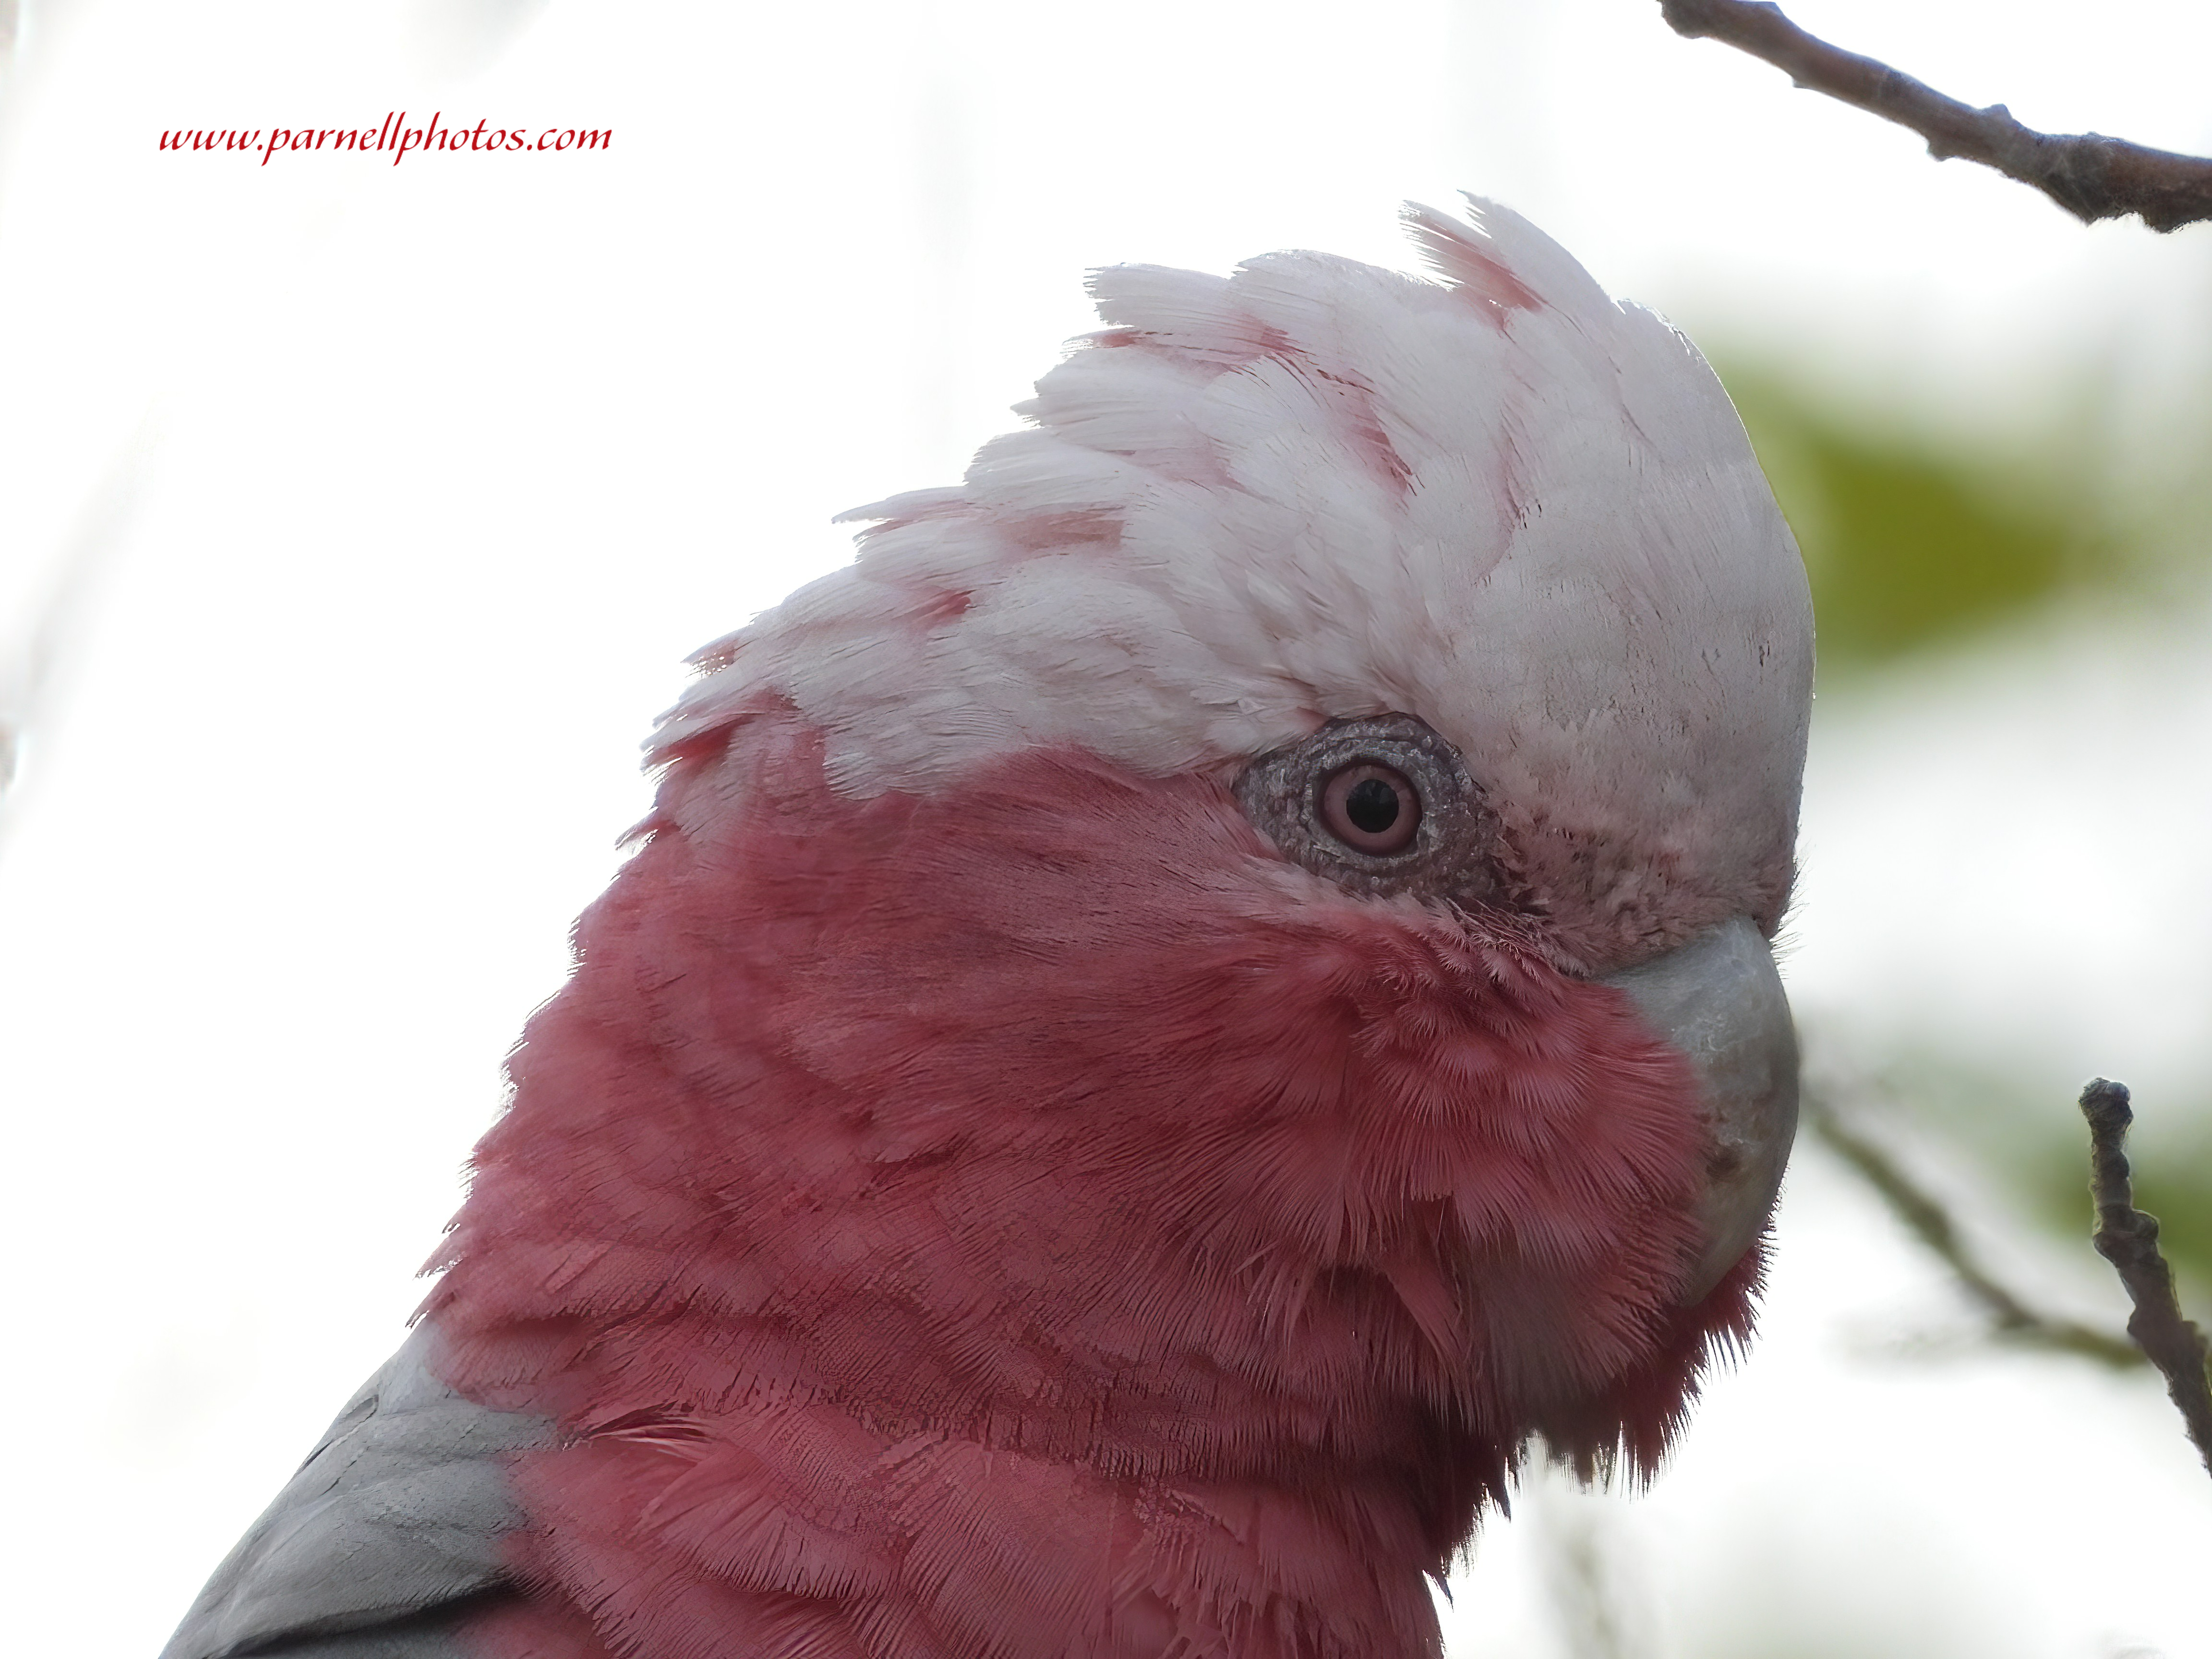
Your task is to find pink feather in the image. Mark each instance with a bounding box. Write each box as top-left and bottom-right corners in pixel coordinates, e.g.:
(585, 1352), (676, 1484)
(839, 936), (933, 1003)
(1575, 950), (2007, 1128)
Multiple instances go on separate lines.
(424, 712), (1758, 1659)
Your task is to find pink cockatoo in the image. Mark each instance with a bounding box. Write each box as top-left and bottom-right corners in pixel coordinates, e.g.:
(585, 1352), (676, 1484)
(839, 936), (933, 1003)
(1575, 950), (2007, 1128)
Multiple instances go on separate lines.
(162, 199), (1811, 1659)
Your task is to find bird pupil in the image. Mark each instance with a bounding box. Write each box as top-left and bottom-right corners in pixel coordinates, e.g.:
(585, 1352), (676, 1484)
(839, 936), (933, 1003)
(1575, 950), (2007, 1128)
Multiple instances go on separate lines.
(1346, 777), (1400, 833)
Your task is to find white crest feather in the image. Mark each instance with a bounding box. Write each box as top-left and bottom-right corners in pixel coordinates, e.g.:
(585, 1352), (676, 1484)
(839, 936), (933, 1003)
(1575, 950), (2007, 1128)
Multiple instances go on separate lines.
(656, 198), (1814, 958)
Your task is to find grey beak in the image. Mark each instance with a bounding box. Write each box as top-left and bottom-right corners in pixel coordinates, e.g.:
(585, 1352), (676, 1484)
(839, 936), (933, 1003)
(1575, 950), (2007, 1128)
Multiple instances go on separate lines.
(1599, 916), (1799, 1304)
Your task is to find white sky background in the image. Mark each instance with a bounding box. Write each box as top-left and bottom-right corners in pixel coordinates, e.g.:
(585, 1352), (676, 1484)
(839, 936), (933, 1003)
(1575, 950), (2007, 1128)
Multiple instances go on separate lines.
(1, 2), (2209, 1655)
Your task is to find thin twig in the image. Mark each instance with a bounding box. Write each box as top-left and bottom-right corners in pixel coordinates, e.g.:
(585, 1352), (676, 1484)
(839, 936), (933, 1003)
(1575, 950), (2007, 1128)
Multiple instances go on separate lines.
(2079, 1079), (2212, 1479)
(1658, 0), (2212, 232)
(1804, 1086), (2141, 1368)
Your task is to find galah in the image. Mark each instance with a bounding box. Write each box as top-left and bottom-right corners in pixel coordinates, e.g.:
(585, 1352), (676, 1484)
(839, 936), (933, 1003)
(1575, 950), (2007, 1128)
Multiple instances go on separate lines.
(162, 198), (1811, 1659)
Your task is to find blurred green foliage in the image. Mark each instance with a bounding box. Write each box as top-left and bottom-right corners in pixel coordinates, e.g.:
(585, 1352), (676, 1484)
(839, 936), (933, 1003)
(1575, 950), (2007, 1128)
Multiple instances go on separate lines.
(1716, 367), (2092, 664)
(1719, 365), (2210, 1332)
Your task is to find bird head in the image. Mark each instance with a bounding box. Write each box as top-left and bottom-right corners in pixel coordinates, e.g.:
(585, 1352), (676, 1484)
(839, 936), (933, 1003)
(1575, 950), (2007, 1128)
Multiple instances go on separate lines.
(429, 198), (1812, 1652)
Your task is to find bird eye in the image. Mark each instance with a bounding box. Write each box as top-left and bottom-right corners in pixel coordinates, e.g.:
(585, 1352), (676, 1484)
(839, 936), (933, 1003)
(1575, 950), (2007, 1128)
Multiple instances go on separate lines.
(1319, 762), (1420, 854)
(1233, 713), (1510, 909)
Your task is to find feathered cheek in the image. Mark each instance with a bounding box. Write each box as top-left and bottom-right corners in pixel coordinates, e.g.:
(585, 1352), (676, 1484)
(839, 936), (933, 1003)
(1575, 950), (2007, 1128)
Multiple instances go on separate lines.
(1426, 919), (1797, 1411)
(1228, 962), (1712, 1412)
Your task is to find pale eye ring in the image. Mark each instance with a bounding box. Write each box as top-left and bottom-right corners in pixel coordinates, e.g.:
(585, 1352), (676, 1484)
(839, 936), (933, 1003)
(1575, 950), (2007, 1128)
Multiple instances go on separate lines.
(1233, 712), (1506, 906)
(1319, 762), (1421, 855)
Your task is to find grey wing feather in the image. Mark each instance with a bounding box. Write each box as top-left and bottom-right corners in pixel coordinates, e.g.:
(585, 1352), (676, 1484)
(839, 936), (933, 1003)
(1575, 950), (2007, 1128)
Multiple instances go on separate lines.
(189, 1603), (484, 1659)
(159, 1323), (554, 1659)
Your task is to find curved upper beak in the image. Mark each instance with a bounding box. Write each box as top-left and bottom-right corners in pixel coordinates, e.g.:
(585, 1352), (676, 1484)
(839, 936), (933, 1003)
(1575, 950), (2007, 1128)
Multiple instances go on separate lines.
(1599, 916), (1799, 1304)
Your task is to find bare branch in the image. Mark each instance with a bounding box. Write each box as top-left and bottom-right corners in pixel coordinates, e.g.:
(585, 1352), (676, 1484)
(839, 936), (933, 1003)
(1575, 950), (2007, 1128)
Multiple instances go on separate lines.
(1805, 1086), (2141, 1367)
(1658, 0), (2212, 232)
(2079, 1079), (2212, 1479)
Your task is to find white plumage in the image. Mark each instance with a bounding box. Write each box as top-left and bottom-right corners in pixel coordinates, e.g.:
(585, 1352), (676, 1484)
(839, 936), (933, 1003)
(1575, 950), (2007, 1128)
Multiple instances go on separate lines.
(658, 197), (1811, 968)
